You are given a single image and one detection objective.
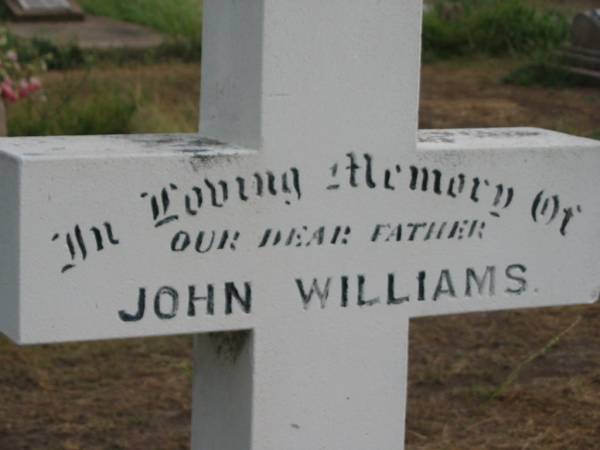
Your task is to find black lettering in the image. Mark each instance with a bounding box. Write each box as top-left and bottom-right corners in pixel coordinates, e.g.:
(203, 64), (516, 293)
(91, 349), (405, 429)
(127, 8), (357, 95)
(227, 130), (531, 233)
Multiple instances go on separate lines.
(433, 269), (456, 301)
(195, 231), (216, 253)
(74, 225), (87, 260)
(285, 228), (299, 246)
(448, 221), (460, 239)
(386, 225), (402, 242)
(387, 273), (409, 305)
(266, 171), (277, 195)
(171, 231), (191, 252)
(217, 230), (231, 250)
(505, 264), (527, 295)
(236, 177), (248, 201)
(410, 166), (429, 191)
(119, 288), (147, 322)
(470, 177), (481, 202)
(341, 226), (351, 245)
(358, 274), (380, 306)
(417, 271), (426, 301)
(104, 222), (120, 245)
(306, 226), (325, 247)
(290, 167), (302, 200)
(341, 275), (349, 307)
(296, 278), (332, 310)
(364, 153), (377, 188)
(432, 169), (442, 194)
(466, 266), (496, 297)
(258, 229), (273, 248)
(371, 224), (390, 242)
(225, 282), (252, 314)
(346, 153), (360, 188)
(154, 287), (179, 320)
(205, 179), (228, 207)
(408, 223), (426, 241)
(188, 285), (215, 316)
(185, 187), (203, 215)
(91, 226), (104, 251)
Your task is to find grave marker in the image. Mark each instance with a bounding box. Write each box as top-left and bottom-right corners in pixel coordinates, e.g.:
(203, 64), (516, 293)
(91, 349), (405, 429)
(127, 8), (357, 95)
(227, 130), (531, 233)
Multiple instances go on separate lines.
(5, 0), (83, 21)
(18, 0), (71, 9)
(1, 0), (599, 448)
(572, 9), (600, 50)
(561, 9), (600, 82)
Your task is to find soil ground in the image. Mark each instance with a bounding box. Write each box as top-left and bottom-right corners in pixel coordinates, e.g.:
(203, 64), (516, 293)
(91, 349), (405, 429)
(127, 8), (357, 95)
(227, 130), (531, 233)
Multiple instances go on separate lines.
(1, 58), (600, 449)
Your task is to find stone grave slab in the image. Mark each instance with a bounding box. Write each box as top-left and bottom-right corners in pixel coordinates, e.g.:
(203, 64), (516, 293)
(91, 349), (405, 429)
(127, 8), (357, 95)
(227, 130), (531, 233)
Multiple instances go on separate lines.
(1, 0), (599, 449)
(5, 0), (84, 21)
(7, 16), (166, 50)
(561, 9), (600, 81)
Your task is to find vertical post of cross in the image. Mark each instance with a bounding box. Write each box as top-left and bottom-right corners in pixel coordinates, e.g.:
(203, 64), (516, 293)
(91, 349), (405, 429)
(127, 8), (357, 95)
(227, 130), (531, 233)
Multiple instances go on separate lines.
(193, 1), (423, 449)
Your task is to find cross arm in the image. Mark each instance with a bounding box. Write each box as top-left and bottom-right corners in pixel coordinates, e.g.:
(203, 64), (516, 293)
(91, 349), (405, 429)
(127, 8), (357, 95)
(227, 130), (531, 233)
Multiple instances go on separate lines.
(1, 127), (599, 344)
(408, 127), (600, 318)
(0, 134), (256, 344)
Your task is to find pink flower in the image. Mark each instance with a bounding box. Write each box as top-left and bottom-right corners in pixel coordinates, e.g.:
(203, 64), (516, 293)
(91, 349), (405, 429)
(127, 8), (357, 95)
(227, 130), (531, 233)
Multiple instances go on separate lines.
(1, 80), (18, 102)
(28, 77), (42, 93)
(18, 79), (29, 99)
(6, 50), (17, 62)
(15, 78), (42, 99)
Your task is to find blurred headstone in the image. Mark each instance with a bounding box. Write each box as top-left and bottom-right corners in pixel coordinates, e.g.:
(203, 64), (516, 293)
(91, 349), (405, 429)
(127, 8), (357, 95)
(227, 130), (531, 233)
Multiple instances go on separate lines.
(5, 0), (84, 21)
(560, 10), (600, 82)
(571, 9), (600, 51)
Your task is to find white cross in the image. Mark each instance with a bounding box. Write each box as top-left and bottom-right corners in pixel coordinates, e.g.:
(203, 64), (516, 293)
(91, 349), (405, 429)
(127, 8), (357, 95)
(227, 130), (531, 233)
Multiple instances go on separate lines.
(1, 1), (599, 449)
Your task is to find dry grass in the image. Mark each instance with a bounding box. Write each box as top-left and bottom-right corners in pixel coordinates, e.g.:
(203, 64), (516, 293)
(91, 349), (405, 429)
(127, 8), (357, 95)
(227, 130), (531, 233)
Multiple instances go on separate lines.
(407, 305), (600, 449)
(38, 63), (201, 134)
(420, 57), (600, 138)
(1, 58), (600, 449)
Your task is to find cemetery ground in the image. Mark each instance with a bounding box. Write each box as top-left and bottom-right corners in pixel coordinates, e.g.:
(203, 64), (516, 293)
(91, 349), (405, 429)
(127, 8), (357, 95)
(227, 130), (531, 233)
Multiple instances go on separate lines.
(0, 55), (599, 449)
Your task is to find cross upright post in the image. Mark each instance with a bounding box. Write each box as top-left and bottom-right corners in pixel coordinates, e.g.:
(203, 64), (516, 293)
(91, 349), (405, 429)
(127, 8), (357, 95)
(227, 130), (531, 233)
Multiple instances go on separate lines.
(0, 1), (599, 449)
(193, 1), (421, 448)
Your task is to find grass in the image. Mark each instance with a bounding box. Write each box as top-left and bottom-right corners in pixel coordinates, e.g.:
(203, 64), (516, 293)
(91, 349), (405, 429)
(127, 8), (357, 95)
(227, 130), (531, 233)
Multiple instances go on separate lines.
(77, 0), (202, 50)
(487, 316), (582, 402)
(502, 59), (593, 87)
(7, 63), (201, 136)
(1, 20), (600, 448)
(8, 79), (137, 136)
(423, 0), (569, 60)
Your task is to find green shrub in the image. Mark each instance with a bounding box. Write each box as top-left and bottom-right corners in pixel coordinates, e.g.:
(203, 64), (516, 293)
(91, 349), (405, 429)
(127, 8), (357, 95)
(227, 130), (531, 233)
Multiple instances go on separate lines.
(8, 80), (137, 136)
(423, 0), (569, 59)
(29, 39), (89, 71)
(0, 2), (10, 20)
(503, 50), (600, 88)
(502, 61), (585, 87)
(78, 0), (202, 51)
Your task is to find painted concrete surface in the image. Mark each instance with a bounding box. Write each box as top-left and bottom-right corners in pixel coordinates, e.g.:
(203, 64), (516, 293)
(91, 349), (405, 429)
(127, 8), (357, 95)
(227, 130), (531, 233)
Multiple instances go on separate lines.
(0, 127), (598, 346)
(0, 0), (599, 449)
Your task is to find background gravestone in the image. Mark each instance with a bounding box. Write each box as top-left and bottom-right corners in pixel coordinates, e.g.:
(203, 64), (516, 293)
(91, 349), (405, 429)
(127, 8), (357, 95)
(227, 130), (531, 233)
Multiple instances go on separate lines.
(5, 0), (84, 21)
(560, 9), (600, 82)
(571, 9), (600, 51)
